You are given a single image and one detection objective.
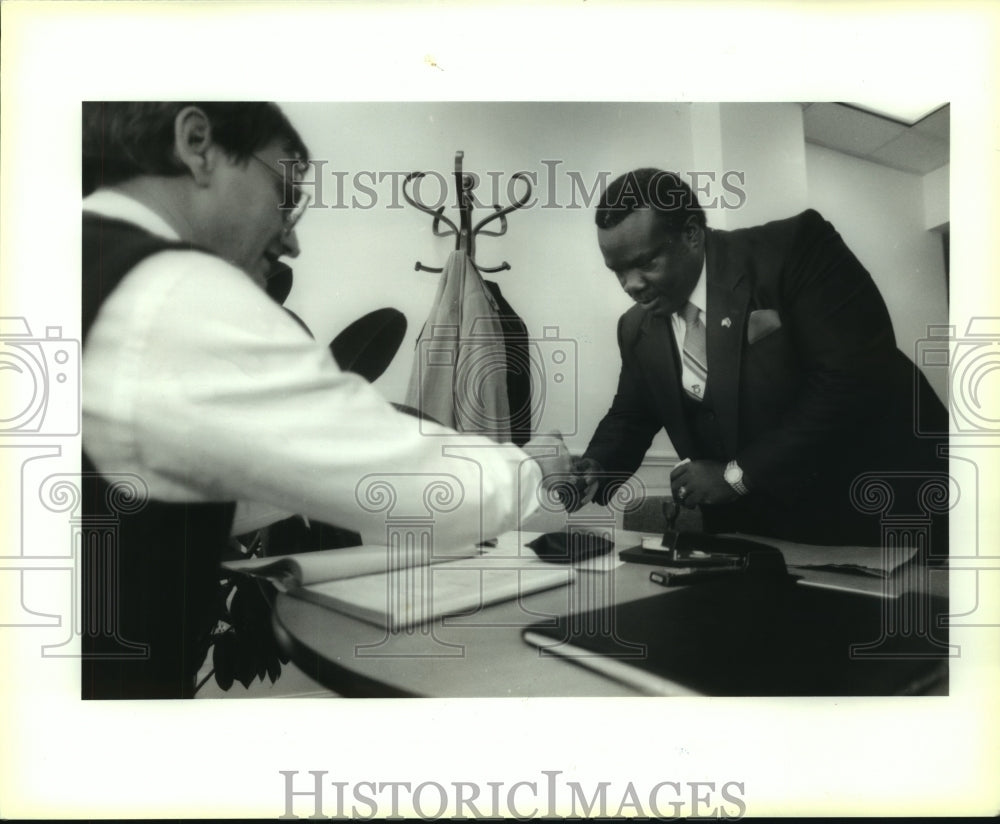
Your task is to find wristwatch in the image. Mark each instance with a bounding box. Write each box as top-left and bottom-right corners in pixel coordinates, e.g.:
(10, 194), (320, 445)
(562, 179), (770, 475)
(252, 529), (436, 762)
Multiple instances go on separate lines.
(724, 460), (750, 496)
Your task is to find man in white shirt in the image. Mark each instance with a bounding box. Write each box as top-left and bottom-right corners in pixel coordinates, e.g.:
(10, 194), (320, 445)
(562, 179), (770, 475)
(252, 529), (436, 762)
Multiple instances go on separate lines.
(81, 102), (567, 697)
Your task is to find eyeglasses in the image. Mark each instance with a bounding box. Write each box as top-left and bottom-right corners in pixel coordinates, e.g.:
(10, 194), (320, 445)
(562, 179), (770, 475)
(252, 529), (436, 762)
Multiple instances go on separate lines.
(249, 154), (312, 234)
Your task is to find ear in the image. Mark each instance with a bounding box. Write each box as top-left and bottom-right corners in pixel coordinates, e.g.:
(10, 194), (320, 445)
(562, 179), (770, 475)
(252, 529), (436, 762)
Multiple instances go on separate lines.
(683, 215), (704, 248)
(173, 106), (216, 186)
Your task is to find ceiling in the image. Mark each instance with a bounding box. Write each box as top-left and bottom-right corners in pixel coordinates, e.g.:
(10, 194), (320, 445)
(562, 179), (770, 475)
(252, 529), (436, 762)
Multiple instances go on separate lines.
(801, 102), (949, 175)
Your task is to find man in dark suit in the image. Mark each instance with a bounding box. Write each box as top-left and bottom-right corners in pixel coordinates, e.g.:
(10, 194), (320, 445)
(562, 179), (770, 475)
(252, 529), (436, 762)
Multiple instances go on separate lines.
(572, 168), (948, 547)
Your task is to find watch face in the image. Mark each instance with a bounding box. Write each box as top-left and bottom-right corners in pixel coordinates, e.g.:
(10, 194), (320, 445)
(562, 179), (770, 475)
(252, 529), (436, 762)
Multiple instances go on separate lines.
(725, 465), (742, 483)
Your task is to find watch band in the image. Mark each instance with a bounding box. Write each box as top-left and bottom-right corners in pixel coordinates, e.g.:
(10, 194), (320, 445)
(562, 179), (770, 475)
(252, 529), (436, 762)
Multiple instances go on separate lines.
(725, 460), (750, 496)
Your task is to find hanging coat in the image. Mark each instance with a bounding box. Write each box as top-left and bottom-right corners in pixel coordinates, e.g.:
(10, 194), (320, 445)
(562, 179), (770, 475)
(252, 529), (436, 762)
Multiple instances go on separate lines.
(483, 280), (532, 447)
(405, 250), (512, 443)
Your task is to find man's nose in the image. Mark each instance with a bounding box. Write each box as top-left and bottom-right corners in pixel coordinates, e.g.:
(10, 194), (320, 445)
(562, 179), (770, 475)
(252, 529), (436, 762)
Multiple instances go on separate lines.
(620, 269), (645, 298)
(281, 229), (301, 259)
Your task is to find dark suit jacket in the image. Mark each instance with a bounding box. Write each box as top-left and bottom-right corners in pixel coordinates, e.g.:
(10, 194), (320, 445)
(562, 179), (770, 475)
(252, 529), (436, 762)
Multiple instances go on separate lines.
(584, 210), (948, 545)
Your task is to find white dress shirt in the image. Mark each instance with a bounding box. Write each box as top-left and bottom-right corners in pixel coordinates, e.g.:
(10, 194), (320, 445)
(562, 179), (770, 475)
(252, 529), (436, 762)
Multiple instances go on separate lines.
(670, 258), (709, 398)
(82, 190), (542, 547)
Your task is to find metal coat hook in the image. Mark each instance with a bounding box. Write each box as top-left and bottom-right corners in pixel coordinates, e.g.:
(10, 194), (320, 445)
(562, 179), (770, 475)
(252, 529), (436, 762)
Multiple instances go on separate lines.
(403, 150), (533, 274)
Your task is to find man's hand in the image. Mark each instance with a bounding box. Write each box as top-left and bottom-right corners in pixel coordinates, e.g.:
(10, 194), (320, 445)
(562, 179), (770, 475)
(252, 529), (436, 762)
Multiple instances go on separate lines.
(523, 430), (573, 493)
(565, 456), (602, 512)
(669, 459), (740, 508)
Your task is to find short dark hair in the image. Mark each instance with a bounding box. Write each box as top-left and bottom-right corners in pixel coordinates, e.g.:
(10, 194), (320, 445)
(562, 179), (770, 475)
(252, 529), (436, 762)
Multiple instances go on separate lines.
(595, 168), (705, 232)
(82, 102), (310, 196)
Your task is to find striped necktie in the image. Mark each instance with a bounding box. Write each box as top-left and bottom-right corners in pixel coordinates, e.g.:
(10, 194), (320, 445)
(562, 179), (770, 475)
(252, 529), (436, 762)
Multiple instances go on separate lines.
(681, 301), (708, 400)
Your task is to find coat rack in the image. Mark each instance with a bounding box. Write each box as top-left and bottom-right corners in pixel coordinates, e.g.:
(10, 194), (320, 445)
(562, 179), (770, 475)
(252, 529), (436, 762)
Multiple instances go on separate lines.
(402, 150), (533, 274)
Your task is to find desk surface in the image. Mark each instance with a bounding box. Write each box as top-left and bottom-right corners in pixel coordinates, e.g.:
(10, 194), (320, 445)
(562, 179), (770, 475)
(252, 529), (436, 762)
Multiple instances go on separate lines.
(271, 530), (948, 698)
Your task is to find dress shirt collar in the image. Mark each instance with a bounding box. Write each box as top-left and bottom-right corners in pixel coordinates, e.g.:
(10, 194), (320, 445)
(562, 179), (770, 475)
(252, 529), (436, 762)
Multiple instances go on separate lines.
(676, 254), (708, 319)
(83, 189), (182, 242)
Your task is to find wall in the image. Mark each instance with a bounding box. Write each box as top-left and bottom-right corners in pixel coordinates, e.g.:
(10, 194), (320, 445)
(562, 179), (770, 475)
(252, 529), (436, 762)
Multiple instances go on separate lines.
(923, 163), (950, 231)
(717, 103), (809, 229)
(281, 102), (693, 455)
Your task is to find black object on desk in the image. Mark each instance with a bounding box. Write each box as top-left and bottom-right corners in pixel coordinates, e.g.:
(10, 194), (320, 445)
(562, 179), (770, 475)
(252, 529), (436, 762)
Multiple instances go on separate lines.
(620, 527), (788, 587)
(621, 498), (787, 570)
(526, 532), (616, 564)
(523, 575), (949, 696)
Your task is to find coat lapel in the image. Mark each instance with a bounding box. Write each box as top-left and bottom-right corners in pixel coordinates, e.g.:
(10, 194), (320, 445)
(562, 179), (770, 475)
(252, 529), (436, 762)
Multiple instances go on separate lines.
(704, 228), (750, 456)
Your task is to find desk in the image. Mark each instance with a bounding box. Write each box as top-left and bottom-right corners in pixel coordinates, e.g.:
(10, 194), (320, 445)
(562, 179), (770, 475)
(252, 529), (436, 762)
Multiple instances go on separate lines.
(271, 530), (948, 697)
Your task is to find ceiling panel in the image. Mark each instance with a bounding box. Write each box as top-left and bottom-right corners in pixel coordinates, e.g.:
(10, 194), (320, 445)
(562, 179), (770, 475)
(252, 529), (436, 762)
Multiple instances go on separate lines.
(912, 105), (950, 141)
(869, 129), (952, 174)
(802, 102), (949, 175)
(803, 103), (906, 154)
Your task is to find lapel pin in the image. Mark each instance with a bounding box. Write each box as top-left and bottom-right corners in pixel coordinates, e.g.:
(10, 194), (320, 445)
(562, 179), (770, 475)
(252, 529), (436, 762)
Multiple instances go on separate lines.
(721, 317), (732, 328)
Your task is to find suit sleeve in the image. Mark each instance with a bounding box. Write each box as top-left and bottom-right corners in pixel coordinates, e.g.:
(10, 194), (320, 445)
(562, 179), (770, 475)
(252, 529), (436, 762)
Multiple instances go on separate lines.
(583, 314), (662, 503)
(737, 210), (901, 498)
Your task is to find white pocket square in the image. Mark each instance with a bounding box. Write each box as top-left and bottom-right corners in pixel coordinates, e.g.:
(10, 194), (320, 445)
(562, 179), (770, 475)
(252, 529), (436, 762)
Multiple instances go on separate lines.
(747, 309), (782, 344)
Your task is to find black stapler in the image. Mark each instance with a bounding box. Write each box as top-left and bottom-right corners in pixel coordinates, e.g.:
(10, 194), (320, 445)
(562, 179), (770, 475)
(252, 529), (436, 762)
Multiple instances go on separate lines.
(619, 501), (789, 586)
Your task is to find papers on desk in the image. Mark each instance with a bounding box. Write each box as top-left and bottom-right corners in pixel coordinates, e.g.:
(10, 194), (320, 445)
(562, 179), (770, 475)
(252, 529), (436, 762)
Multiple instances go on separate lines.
(223, 543), (480, 590)
(298, 554), (574, 630)
(774, 541), (919, 577)
(226, 541), (575, 631)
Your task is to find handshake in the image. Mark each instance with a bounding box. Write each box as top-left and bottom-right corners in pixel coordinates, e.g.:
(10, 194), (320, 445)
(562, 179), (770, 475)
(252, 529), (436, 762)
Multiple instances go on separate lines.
(522, 434), (741, 514)
(522, 430), (604, 512)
